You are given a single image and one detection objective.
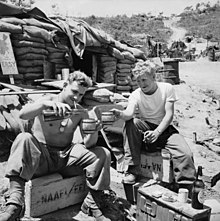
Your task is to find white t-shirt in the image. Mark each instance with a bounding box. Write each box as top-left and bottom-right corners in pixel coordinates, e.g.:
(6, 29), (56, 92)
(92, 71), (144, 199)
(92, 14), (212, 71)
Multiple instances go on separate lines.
(129, 82), (178, 125)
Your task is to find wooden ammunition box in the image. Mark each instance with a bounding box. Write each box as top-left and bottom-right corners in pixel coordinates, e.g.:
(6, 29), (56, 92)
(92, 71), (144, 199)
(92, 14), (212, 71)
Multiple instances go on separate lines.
(137, 184), (211, 221)
(140, 149), (174, 183)
(24, 173), (88, 217)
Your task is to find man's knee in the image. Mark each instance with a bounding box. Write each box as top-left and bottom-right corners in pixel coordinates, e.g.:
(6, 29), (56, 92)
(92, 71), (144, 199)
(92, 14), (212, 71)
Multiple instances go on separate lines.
(16, 132), (33, 141)
(94, 146), (111, 160)
(11, 132), (41, 155)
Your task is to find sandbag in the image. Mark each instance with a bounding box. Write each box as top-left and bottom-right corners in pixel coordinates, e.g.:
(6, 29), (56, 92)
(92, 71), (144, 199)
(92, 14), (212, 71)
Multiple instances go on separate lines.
(14, 47), (48, 56)
(127, 47), (147, 60)
(117, 63), (133, 70)
(23, 18), (61, 31)
(48, 52), (66, 60)
(107, 46), (124, 60)
(0, 17), (26, 25)
(84, 88), (113, 103)
(97, 55), (117, 63)
(98, 61), (117, 68)
(48, 58), (67, 64)
(117, 79), (131, 86)
(0, 20), (22, 33)
(98, 75), (114, 83)
(23, 25), (52, 42)
(12, 40), (45, 49)
(116, 68), (131, 73)
(11, 33), (45, 43)
(116, 75), (131, 81)
(23, 73), (44, 80)
(116, 85), (131, 91)
(98, 65), (116, 73)
(17, 60), (44, 67)
(18, 66), (43, 74)
(117, 72), (132, 77)
(98, 69), (116, 77)
(118, 58), (135, 64)
(121, 51), (136, 62)
(16, 53), (47, 61)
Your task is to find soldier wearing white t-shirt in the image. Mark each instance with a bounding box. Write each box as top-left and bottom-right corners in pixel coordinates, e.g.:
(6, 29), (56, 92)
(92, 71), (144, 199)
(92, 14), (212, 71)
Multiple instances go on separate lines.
(113, 60), (196, 189)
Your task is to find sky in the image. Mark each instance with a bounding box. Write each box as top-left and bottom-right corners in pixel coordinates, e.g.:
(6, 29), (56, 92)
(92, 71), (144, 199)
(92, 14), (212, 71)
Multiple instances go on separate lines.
(33, 0), (218, 17)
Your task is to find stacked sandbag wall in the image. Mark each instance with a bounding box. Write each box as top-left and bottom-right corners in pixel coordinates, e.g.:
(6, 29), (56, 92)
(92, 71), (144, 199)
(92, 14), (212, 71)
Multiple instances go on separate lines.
(96, 54), (117, 91)
(0, 17), (72, 84)
(115, 51), (136, 94)
(96, 50), (138, 94)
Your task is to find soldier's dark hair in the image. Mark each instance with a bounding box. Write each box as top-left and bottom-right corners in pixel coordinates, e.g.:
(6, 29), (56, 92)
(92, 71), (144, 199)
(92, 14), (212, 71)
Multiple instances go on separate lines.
(63, 71), (93, 88)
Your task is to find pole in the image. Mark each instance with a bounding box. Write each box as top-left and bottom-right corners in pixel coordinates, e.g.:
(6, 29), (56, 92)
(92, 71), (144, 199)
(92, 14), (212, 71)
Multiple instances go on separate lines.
(0, 90), (60, 96)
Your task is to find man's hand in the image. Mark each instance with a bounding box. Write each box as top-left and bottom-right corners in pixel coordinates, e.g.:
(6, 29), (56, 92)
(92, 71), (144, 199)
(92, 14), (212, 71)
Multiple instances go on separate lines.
(95, 119), (102, 131)
(112, 108), (122, 119)
(143, 130), (160, 143)
(44, 100), (72, 116)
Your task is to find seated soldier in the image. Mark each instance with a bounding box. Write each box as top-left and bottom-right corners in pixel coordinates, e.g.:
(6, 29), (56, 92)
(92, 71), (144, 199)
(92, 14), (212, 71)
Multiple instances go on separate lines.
(0, 71), (111, 221)
(113, 60), (196, 188)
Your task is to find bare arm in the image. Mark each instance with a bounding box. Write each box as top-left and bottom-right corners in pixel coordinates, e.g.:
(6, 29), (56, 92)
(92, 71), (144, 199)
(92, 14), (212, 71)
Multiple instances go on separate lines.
(156, 100), (174, 134)
(19, 95), (71, 120)
(113, 100), (137, 121)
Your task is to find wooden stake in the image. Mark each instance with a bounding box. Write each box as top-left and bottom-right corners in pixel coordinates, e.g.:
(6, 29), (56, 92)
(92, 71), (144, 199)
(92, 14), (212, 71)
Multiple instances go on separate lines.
(205, 117), (210, 125)
(9, 75), (14, 85)
(193, 132), (197, 143)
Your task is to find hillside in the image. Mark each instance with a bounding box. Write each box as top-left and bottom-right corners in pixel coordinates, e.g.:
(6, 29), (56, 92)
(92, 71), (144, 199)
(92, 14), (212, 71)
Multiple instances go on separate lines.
(80, 14), (172, 46)
(177, 3), (220, 42)
(79, 3), (220, 49)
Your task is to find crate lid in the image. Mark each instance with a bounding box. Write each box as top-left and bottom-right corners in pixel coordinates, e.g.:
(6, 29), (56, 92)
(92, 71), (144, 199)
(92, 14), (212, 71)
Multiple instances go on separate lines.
(138, 184), (211, 218)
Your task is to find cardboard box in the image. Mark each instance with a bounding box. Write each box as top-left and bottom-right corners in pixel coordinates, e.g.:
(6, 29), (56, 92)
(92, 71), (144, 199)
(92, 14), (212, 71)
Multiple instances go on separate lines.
(140, 149), (174, 183)
(24, 173), (88, 217)
(137, 184), (211, 221)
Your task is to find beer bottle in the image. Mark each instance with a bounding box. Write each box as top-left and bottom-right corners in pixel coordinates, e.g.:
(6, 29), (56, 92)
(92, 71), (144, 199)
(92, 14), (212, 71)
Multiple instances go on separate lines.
(191, 166), (205, 209)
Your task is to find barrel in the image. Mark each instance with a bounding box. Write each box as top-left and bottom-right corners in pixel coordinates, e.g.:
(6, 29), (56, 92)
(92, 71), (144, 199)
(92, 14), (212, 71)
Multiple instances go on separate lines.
(163, 59), (180, 84)
(208, 48), (215, 61)
(157, 68), (176, 85)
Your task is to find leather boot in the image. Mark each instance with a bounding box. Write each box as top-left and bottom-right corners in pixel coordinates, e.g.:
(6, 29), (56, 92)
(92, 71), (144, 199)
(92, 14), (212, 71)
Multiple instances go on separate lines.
(0, 176), (25, 221)
(0, 203), (22, 221)
(81, 190), (110, 221)
(81, 202), (110, 221)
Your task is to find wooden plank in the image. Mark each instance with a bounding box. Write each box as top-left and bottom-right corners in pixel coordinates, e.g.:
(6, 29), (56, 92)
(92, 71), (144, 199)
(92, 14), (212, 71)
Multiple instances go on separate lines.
(0, 90), (60, 96)
(25, 174), (88, 217)
(140, 150), (173, 183)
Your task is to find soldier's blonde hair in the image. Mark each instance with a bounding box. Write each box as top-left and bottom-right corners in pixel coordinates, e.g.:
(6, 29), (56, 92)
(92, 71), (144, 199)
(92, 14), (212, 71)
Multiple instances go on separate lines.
(132, 60), (156, 80)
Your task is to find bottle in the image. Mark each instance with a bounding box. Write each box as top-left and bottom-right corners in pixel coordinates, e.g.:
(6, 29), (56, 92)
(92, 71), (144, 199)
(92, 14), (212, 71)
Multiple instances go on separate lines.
(42, 110), (72, 122)
(191, 166), (205, 209)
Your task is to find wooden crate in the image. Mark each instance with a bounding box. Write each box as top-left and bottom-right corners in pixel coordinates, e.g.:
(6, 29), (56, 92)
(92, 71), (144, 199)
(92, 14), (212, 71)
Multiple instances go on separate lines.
(24, 173), (88, 217)
(137, 184), (211, 221)
(140, 149), (174, 183)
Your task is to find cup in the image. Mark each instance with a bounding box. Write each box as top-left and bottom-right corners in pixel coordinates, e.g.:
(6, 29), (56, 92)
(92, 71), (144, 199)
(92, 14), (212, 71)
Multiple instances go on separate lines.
(61, 68), (70, 80)
(177, 188), (189, 203)
(101, 111), (115, 125)
(82, 118), (97, 134)
(56, 74), (62, 80)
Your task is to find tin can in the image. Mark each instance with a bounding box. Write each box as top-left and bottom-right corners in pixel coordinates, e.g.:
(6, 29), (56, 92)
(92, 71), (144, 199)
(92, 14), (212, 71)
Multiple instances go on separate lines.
(177, 188), (188, 203)
(62, 68), (69, 80)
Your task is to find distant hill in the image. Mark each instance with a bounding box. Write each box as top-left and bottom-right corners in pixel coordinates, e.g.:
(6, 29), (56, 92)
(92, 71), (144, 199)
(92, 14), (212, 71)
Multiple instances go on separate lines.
(79, 2), (220, 47)
(80, 14), (172, 46)
(177, 2), (220, 42)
